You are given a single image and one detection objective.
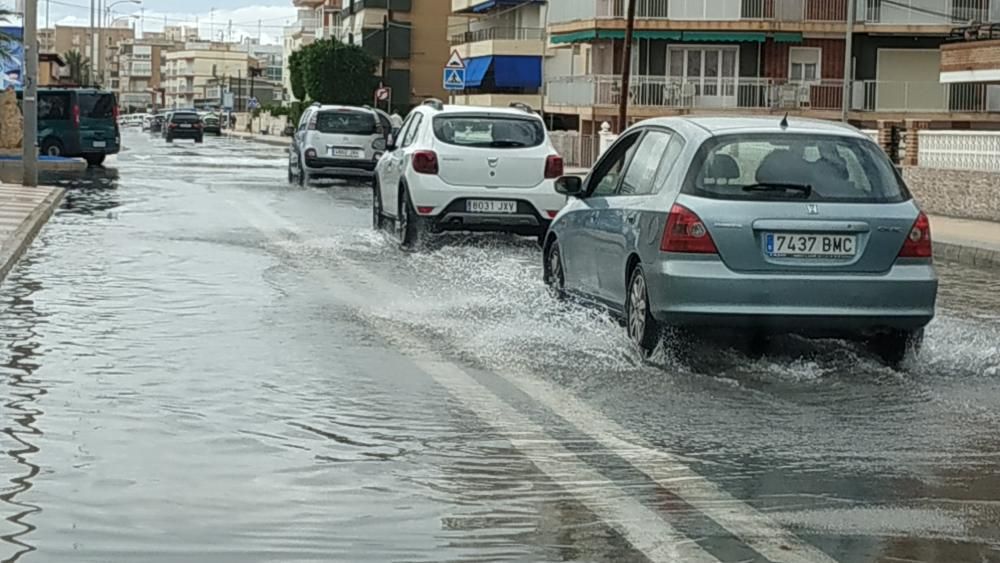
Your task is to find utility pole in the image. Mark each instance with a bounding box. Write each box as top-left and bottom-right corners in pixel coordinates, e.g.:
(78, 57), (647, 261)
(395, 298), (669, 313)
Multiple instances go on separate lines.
(23, 0), (39, 187)
(841, 0), (856, 123)
(209, 8), (214, 44)
(382, 0), (392, 112)
(617, 0), (637, 132)
(90, 0), (96, 85)
(45, 0), (49, 28)
(257, 19), (262, 44)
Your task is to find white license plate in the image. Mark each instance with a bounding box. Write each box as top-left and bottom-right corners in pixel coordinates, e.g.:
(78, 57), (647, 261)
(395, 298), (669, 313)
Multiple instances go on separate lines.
(466, 200), (517, 214)
(92, 141), (107, 148)
(180, 124), (192, 128)
(330, 148), (364, 159)
(766, 233), (857, 258)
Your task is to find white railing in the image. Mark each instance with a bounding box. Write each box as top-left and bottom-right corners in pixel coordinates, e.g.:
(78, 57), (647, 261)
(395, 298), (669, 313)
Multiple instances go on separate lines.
(450, 27), (546, 45)
(550, 131), (602, 168)
(550, 0), (981, 24)
(855, 81), (991, 113)
(547, 75), (998, 114)
(918, 130), (1000, 171)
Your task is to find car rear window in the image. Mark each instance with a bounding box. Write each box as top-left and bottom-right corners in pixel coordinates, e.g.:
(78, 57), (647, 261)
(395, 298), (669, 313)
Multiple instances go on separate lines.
(432, 115), (545, 148)
(684, 133), (909, 203)
(316, 110), (376, 135)
(78, 93), (116, 119)
(171, 112), (201, 123)
(39, 93), (71, 120)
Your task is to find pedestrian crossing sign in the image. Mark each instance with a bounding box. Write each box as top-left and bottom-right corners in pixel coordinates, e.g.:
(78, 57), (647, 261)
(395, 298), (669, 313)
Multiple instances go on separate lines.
(443, 68), (466, 91)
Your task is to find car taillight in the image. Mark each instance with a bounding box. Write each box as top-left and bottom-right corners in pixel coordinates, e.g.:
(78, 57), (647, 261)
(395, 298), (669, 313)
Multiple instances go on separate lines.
(307, 115), (317, 130)
(661, 204), (718, 254)
(545, 155), (564, 179)
(898, 211), (933, 259)
(113, 105), (119, 122)
(72, 104), (80, 128)
(194, 122), (202, 128)
(168, 123), (177, 129)
(305, 148), (317, 159)
(412, 150), (438, 175)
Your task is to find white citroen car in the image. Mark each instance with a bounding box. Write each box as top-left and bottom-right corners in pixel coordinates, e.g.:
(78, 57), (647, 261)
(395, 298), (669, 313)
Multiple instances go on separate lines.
(371, 100), (567, 247)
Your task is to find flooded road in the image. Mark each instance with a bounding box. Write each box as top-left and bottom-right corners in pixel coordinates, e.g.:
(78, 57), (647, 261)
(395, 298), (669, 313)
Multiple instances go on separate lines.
(1, 131), (999, 562)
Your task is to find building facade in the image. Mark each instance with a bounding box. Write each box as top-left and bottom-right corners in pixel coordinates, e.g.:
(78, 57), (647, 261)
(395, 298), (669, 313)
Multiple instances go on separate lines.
(118, 37), (181, 111)
(449, 0), (548, 110)
(239, 40), (284, 84)
(164, 45), (255, 109)
(543, 0), (1000, 140)
(283, 5), (322, 102)
(333, 0), (451, 110)
(52, 25), (134, 87)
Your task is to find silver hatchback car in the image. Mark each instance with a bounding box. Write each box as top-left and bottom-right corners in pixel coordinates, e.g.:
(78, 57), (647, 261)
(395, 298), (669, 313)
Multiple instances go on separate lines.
(544, 117), (938, 366)
(288, 104), (390, 184)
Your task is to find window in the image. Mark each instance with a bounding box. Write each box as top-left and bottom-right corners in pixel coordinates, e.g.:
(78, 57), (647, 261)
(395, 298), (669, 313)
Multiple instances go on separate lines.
(39, 93), (70, 120)
(684, 134), (909, 203)
(78, 93), (116, 119)
(432, 115), (545, 148)
(401, 114), (423, 147)
(789, 47), (821, 83)
(315, 110), (376, 135)
(620, 131), (673, 196)
(667, 46), (738, 97)
(587, 131), (642, 197)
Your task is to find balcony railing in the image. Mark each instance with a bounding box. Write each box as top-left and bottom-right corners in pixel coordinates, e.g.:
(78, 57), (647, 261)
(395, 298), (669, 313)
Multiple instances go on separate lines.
(550, 0), (980, 24)
(449, 27), (546, 45)
(546, 75), (993, 113)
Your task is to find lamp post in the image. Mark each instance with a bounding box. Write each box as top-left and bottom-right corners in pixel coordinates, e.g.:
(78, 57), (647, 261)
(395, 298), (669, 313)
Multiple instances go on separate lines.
(100, 0), (141, 86)
(24, 0), (39, 186)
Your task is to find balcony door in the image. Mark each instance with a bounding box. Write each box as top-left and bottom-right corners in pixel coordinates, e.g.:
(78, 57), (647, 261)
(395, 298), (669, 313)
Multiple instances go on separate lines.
(668, 46), (738, 108)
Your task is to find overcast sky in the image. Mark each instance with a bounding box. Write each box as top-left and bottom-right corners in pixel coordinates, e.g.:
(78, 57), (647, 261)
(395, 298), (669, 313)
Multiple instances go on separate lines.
(25, 0), (298, 44)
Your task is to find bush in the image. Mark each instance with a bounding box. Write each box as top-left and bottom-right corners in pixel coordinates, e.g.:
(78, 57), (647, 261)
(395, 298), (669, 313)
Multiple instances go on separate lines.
(299, 38), (379, 106)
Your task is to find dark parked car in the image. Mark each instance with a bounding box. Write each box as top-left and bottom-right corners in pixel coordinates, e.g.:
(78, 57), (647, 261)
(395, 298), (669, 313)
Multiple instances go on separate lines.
(149, 115), (165, 133)
(165, 111), (204, 143)
(19, 88), (120, 166)
(202, 113), (221, 135)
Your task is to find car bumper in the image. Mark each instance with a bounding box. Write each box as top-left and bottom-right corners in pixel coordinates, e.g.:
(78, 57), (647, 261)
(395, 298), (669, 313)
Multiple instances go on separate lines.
(408, 177), (565, 235)
(431, 199), (549, 235)
(646, 256), (938, 335)
(305, 157), (376, 178)
(168, 130), (202, 138)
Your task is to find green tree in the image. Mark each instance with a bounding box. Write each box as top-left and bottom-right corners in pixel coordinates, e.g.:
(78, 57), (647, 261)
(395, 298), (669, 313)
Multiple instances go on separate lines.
(300, 38), (378, 106)
(288, 48), (307, 102)
(64, 49), (91, 86)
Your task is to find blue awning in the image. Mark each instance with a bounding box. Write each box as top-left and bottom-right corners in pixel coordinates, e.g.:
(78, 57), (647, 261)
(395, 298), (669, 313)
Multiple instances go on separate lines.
(467, 0), (544, 13)
(493, 56), (542, 89)
(464, 56), (493, 88)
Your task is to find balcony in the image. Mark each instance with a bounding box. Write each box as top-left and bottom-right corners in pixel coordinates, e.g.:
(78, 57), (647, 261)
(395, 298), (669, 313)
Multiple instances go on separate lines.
(545, 74), (995, 114)
(548, 0), (973, 27)
(450, 26), (546, 58)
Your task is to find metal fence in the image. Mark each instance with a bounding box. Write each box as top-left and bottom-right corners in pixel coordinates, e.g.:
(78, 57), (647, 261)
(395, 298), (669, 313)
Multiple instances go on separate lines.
(550, 131), (602, 168)
(449, 27), (546, 45)
(546, 75), (995, 114)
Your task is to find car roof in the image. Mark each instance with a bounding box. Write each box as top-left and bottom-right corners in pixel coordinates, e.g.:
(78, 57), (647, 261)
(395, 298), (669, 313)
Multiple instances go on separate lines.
(423, 104), (541, 119)
(312, 104), (375, 114)
(636, 116), (868, 140)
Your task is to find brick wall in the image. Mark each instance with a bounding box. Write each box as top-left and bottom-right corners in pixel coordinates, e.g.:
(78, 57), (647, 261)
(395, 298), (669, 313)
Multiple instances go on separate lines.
(941, 40), (1000, 72)
(904, 167), (1000, 222)
(762, 38), (846, 80)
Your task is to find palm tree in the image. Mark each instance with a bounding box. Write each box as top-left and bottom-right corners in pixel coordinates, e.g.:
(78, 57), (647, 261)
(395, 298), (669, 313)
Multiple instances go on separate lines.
(64, 49), (91, 87)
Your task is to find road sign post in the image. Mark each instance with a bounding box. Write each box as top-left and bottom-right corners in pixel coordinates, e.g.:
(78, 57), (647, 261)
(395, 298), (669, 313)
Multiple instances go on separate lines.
(443, 49), (466, 93)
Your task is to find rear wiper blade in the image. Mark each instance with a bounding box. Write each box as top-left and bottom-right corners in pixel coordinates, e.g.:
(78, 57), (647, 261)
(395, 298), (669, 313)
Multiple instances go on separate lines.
(488, 140), (527, 147)
(742, 182), (813, 196)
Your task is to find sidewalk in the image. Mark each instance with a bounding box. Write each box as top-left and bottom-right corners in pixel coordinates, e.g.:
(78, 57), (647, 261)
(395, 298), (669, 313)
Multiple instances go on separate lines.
(930, 215), (1000, 269)
(226, 130), (291, 148)
(0, 184), (66, 284)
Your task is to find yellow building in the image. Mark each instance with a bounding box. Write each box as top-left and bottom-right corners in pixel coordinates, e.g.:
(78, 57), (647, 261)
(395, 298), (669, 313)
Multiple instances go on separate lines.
(164, 46), (255, 109)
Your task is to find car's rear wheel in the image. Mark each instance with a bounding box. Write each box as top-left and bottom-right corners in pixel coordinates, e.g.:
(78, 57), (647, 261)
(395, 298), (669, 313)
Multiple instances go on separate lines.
(627, 264), (662, 358)
(372, 178), (386, 231)
(543, 239), (566, 300)
(397, 187), (423, 250)
(297, 158), (307, 187)
(84, 154), (106, 167)
(869, 329), (923, 368)
(166, 136), (173, 143)
(40, 137), (63, 157)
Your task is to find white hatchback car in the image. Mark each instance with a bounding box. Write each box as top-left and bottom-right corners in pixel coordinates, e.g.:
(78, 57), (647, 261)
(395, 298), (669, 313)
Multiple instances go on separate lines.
(372, 100), (566, 246)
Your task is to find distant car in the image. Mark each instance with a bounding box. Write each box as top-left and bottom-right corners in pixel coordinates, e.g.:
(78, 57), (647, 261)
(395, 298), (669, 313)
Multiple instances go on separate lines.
(288, 104), (387, 185)
(19, 88), (121, 166)
(201, 113), (222, 135)
(164, 111), (204, 143)
(543, 116), (938, 366)
(372, 100), (566, 247)
(149, 115), (164, 133)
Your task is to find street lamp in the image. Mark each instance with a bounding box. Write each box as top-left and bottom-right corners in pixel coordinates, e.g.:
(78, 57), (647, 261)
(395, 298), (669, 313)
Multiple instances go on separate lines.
(105, 0), (141, 27)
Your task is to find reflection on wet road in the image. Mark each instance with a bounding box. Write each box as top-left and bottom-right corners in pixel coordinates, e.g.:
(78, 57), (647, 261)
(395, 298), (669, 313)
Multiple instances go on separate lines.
(0, 131), (998, 562)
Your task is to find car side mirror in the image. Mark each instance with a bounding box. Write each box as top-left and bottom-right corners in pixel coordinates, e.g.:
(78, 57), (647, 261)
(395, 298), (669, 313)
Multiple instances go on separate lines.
(554, 176), (584, 196)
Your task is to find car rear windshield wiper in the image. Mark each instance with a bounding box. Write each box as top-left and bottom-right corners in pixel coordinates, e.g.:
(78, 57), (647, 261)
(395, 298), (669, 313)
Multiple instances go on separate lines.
(742, 182), (813, 197)
(487, 140), (528, 148)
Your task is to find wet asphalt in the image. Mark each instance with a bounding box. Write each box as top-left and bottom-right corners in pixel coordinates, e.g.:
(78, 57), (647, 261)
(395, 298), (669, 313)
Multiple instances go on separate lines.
(0, 130), (998, 563)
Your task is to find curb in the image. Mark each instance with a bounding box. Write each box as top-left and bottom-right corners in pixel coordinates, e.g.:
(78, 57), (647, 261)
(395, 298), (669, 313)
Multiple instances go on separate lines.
(226, 132), (291, 149)
(0, 187), (66, 285)
(935, 240), (1000, 270)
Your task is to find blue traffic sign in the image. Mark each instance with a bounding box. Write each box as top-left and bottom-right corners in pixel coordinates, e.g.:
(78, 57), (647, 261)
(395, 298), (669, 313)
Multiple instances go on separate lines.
(443, 68), (465, 91)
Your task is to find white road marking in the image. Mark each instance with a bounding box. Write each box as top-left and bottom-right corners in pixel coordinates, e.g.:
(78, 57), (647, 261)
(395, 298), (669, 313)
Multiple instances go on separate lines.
(231, 195), (838, 563)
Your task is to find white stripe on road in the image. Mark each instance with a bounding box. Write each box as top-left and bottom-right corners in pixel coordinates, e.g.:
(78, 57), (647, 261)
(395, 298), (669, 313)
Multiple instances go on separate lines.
(233, 196), (837, 563)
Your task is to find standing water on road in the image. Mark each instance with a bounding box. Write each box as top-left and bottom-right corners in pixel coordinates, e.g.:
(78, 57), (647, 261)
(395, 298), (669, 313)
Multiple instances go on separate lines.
(1, 131), (998, 562)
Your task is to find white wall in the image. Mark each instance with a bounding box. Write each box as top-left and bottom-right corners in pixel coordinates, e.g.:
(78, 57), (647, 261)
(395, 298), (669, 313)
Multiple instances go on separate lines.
(548, 0), (598, 24)
(670, 0), (740, 20)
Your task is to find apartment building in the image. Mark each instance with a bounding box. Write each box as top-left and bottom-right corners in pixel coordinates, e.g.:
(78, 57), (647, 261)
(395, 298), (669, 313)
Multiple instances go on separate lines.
(449, 0), (547, 110)
(544, 0), (1000, 138)
(164, 45), (255, 109)
(39, 28), (55, 52)
(118, 37), (181, 111)
(333, 0), (451, 109)
(52, 25), (135, 87)
(295, 0), (345, 40)
(283, 5), (322, 101)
